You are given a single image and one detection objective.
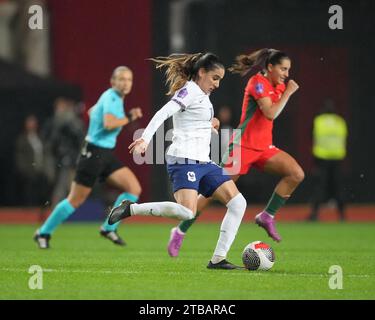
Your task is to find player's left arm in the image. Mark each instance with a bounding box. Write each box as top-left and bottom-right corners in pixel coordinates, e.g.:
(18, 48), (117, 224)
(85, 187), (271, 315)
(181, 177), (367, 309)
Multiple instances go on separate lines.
(257, 80), (299, 120)
(102, 89), (143, 131)
(104, 108), (143, 130)
(129, 100), (181, 154)
(103, 114), (130, 130)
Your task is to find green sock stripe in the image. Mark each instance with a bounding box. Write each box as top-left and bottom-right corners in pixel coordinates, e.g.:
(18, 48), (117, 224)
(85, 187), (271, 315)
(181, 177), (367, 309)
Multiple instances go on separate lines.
(265, 192), (287, 216)
(178, 211), (202, 233)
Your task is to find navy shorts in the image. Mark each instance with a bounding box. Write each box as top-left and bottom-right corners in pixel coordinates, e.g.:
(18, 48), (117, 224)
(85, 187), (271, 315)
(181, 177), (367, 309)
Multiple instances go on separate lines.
(166, 158), (231, 198)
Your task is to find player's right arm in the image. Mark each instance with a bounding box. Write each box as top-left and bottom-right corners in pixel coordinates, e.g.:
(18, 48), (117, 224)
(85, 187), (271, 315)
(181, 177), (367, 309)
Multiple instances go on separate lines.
(130, 84), (197, 154)
(257, 80), (299, 120)
(129, 100), (181, 154)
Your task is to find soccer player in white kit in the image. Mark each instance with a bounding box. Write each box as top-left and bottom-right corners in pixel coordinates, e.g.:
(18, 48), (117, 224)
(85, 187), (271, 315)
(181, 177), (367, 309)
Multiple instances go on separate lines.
(108, 53), (247, 269)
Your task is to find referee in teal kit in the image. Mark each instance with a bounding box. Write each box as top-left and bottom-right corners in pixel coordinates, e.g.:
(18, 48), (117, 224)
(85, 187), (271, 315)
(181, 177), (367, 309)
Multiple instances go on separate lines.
(34, 66), (143, 249)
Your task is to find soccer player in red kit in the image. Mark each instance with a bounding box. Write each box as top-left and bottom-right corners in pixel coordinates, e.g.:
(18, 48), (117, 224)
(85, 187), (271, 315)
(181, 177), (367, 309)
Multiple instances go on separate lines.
(168, 49), (304, 256)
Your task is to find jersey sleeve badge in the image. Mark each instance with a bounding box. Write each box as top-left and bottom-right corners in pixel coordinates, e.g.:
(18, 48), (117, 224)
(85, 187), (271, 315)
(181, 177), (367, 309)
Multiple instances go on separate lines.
(177, 88), (188, 99)
(255, 82), (264, 95)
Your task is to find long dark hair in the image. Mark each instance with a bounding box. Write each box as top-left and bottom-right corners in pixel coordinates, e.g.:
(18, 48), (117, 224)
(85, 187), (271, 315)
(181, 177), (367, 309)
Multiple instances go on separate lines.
(229, 48), (290, 76)
(149, 53), (224, 95)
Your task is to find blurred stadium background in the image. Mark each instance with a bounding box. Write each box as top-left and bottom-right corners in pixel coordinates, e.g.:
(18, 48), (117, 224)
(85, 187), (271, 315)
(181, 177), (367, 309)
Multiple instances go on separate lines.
(0, 0), (374, 223)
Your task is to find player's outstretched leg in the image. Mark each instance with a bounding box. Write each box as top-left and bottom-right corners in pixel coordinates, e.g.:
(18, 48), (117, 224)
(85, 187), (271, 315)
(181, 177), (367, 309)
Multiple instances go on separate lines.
(108, 200), (133, 225)
(100, 193), (139, 246)
(108, 201), (194, 225)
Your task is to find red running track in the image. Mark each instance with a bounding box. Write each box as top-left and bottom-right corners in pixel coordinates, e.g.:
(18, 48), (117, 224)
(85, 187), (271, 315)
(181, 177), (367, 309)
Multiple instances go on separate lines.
(0, 205), (374, 224)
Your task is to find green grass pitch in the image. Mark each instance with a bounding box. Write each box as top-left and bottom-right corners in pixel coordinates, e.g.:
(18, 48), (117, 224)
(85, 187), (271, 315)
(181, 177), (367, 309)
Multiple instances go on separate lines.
(1, 222), (374, 299)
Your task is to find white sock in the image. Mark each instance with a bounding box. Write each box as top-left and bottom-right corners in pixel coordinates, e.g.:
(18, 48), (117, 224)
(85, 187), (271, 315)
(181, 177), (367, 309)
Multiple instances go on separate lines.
(211, 255), (225, 264)
(212, 193), (247, 259)
(130, 202), (194, 220)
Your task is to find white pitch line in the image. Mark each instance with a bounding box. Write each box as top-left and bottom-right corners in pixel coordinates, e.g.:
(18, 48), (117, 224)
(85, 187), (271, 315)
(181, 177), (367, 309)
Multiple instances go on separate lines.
(1, 268), (141, 274)
(0, 267), (371, 278)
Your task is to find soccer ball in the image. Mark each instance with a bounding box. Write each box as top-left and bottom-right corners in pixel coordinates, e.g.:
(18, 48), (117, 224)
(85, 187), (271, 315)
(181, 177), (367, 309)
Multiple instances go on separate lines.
(242, 241), (275, 271)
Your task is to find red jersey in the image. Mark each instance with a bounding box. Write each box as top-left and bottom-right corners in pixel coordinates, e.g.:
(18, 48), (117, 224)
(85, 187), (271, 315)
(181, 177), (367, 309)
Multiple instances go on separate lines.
(234, 73), (285, 151)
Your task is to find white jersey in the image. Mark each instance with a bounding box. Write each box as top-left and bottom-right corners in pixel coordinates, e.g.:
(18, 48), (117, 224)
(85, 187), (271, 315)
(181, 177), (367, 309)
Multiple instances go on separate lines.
(168, 81), (213, 161)
(141, 81), (214, 162)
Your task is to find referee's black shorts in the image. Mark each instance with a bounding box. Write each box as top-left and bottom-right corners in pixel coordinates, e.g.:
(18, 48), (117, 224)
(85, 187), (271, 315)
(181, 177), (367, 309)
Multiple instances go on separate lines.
(74, 141), (123, 188)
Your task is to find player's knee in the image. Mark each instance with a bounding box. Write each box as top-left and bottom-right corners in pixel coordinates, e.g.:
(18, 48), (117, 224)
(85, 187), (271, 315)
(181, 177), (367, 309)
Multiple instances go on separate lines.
(177, 204), (194, 220)
(123, 181), (142, 197)
(227, 193), (247, 215)
(67, 194), (86, 208)
(291, 167), (305, 184)
(128, 185), (142, 197)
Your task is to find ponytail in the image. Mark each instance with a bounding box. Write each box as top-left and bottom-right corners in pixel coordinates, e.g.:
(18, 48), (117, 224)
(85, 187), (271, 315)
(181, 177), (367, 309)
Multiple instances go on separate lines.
(150, 52), (224, 95)
(229, 48), (289, 76)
